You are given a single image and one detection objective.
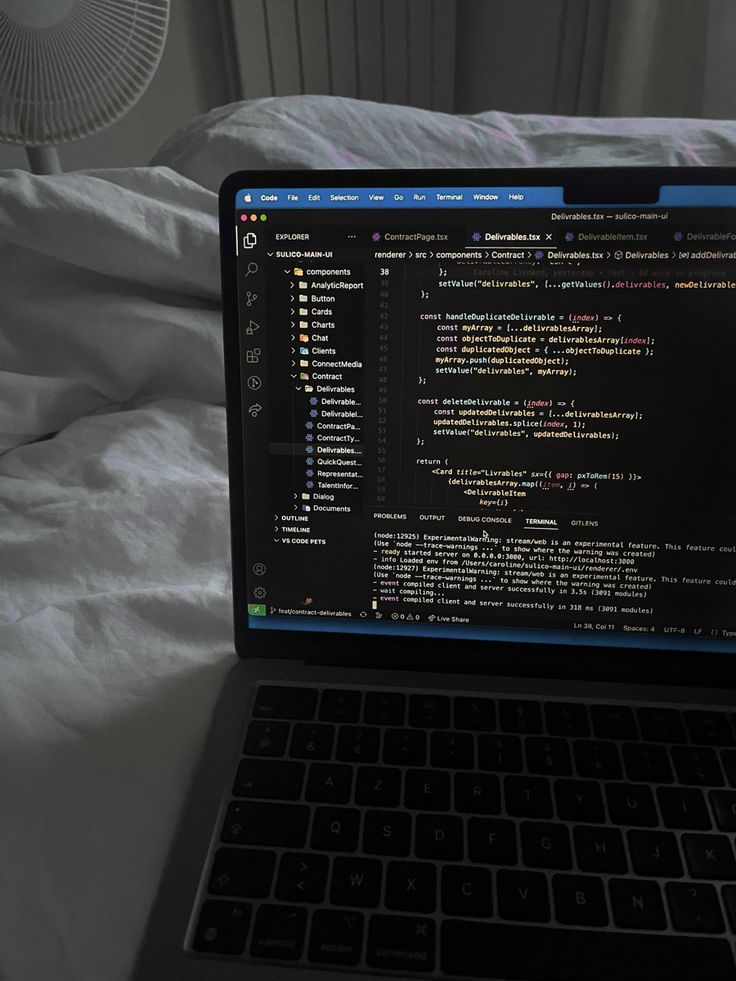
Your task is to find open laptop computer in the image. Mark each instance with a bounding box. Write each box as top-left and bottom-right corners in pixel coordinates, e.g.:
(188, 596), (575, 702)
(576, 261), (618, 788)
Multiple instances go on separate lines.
(133, 166), (736, 980)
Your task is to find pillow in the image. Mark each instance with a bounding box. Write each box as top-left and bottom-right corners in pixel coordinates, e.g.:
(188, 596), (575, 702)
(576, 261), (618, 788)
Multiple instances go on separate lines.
(151, 93), (736, 193)
(5, 95), (735, 453)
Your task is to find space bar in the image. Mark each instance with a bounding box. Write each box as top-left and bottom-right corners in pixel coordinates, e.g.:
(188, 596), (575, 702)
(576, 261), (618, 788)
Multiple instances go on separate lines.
(442, 921), (735, 980)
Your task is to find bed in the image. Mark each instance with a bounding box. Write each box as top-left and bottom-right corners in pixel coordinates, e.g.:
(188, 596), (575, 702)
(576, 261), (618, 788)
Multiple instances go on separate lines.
(2, 95), (736, 981)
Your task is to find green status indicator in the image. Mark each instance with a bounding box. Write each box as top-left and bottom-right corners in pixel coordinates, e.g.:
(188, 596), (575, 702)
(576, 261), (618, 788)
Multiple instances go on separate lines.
(248, 604), (267, 616)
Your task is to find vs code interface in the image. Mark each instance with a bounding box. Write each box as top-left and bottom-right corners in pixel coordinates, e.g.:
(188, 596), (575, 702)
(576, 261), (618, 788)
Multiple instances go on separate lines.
(233, 183), (736, 652)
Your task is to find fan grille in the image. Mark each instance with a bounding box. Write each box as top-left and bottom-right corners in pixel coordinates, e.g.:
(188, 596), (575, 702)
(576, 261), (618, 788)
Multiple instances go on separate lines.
(0, 0), (169, 145)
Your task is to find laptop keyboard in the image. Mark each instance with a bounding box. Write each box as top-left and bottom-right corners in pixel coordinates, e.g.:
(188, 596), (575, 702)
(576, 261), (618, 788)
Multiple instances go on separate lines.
(188, 685), (736, 978)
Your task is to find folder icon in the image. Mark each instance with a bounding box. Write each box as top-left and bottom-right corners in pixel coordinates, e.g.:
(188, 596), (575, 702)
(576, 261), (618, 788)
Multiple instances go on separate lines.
(299, 333), (309, 342)
(299, 281), (307, 289)
(299, 372), (309, 380)
(300, 347), (309, 355)
(305, 385), (313, 392)
(299, 294), (308, 302)
(299, 359), (309, 367)
(294, 267), (303, 276)
(299, 320), (308, 329)
(301, 493), (310, 500)
(299, 308), (308, 316)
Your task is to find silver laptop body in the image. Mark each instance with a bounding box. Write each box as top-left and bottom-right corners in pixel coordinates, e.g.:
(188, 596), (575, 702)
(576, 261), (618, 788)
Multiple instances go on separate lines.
(133, 166), (736, 981)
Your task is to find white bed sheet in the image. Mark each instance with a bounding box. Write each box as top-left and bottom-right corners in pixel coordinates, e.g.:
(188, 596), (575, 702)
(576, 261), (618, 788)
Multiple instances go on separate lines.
(2, 95), (736, 981)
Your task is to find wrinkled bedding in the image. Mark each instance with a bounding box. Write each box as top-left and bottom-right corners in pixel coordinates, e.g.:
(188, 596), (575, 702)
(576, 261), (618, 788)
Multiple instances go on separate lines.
(2, 95), (735, 981)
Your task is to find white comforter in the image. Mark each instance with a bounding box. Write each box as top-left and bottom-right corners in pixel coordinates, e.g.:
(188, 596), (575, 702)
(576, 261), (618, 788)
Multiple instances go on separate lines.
(2, 96), (736, 981)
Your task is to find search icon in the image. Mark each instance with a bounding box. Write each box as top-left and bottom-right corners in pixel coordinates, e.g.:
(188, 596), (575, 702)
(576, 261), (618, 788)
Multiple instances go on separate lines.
(245, 261), (258, 277)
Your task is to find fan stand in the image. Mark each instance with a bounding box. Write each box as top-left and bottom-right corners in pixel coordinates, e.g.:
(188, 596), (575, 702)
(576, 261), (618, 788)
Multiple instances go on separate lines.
(26, 145), (62, 175)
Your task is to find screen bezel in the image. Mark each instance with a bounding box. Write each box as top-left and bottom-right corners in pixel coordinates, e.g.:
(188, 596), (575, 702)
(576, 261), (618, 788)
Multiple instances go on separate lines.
(220, 165), (736, 688)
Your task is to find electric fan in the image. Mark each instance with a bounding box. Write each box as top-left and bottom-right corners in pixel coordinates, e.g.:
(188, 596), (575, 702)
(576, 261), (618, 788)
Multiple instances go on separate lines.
(0, 0), (169, 173)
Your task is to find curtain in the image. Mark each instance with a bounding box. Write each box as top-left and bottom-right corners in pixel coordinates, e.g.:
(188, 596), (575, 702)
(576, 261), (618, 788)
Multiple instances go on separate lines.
(454, 0), (736, 118)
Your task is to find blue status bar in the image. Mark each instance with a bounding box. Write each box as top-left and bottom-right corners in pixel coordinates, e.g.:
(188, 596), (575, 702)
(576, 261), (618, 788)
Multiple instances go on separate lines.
(248, 615), (736, 653)
(236, 185), (736, 210)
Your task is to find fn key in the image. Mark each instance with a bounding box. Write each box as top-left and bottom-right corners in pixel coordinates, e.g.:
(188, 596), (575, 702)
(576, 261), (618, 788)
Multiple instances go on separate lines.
(192, 901), (251, 955)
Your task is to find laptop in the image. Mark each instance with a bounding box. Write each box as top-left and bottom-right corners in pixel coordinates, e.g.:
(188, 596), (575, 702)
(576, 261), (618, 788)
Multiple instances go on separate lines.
(133, 166), (736, 980)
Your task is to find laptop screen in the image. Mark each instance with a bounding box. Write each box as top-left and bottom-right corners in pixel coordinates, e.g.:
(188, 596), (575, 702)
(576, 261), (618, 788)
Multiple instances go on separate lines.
(231, 175), (736, 653)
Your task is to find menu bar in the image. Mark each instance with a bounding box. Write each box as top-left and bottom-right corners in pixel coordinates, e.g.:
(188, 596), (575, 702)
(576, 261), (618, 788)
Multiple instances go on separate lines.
(235, 185), (736, 210)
